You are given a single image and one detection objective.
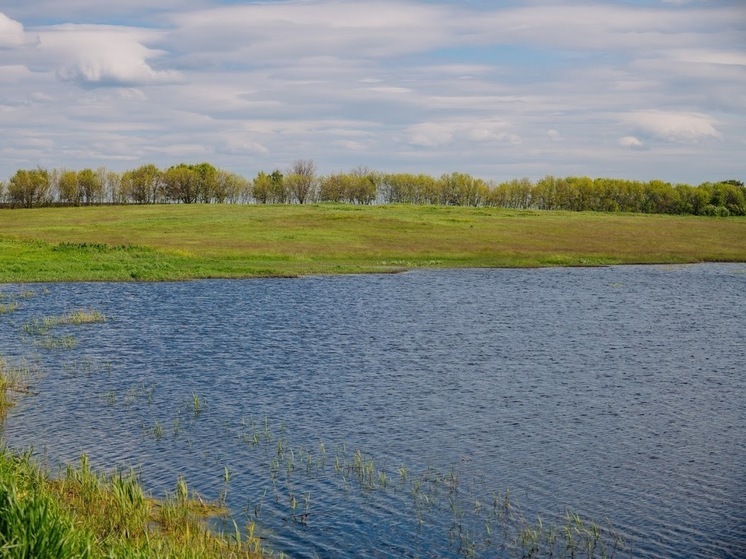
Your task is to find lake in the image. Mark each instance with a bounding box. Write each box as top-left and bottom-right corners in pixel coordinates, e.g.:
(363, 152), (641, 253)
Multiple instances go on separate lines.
(0, 264), (744, 558)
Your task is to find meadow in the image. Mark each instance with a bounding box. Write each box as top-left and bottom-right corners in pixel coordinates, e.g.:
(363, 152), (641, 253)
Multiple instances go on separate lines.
(1, 204), (745, 282)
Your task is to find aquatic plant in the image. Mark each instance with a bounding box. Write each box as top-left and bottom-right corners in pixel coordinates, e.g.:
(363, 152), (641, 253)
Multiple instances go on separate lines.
(225, 417), (626, 559)
(31, 334), (78, 350)
(0, 357), (34, 416)
(23, 310), (107, 336)
(0, 302), (19, 314)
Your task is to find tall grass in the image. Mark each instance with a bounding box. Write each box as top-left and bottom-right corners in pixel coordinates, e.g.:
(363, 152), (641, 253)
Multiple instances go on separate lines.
(0, 449), (267, 558)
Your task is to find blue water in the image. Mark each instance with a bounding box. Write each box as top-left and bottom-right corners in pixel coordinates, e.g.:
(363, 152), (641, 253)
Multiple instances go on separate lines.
(0, 264), (744, 558)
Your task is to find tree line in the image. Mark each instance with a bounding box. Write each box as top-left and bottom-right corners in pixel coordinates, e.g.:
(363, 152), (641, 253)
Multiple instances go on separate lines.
(1, 160), (743, 216)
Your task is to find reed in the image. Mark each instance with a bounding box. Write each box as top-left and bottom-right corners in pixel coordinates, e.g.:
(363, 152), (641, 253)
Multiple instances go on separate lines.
(192, 392), (202, 416)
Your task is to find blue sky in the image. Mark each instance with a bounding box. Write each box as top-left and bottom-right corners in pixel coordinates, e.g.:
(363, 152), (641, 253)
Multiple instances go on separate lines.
(1, 0), (744, 184)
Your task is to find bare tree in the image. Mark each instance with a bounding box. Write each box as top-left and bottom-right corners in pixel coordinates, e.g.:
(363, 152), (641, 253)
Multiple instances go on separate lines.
(287, 159), (317, 204)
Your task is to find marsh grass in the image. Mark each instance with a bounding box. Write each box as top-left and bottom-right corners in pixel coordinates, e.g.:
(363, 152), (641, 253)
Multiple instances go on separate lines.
(0, 357), (34, 416)
(21, 309), (107, 351)
(232, 417), (624, 558)
(31, 334), (78, 350)
(0, 302), (19, 314)
(23, 310), (106, 336)
(0, 449), (267, 558)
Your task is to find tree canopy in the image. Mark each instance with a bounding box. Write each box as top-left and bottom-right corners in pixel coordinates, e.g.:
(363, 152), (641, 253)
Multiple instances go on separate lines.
(2, 162), (743, 217)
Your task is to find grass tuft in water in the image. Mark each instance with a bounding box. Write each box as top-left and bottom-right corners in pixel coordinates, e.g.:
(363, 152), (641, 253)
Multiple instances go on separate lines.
(0, 357), (35, 416)
(0, 302), (19, 314)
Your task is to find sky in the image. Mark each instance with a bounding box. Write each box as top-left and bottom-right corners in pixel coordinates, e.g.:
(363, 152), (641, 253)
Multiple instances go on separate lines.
(0, 0), (744, 184)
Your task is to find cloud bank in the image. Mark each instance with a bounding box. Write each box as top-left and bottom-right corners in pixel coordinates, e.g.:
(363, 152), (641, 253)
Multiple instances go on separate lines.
(0, 0), (744, 183)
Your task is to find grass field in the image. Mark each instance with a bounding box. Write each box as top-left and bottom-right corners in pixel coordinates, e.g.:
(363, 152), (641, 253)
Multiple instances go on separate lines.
(1, 204), (745, 282)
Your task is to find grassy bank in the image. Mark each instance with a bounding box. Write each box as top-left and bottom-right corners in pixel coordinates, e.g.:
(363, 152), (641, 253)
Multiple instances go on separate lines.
(1, 204), (745, 282)
(0, 447), (264, 558)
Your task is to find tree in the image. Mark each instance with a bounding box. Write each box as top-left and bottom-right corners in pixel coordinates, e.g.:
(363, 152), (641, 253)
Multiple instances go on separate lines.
(193, 162), (219, 203)
(213, 170), (250, 203)
(252, 171), (272, 204)
(7, 168), (51, 208)
(102, 169), (122, 204)
(718, 179), (744, 188)
(286, 159), (317, 204)
(120, 164), (162, 204)
(58, 169), (80, 205)
(163, 164), (200, 203)
(711, 181), (746, 216)
(78, 168), (103, 204)
(318, 173), (348, 203)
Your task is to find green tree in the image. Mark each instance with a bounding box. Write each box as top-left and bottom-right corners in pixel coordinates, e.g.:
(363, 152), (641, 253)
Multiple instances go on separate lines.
(57, 169), (80, 205)
(163, 164), (200, 203)
(120, 164), (162, 204)
(212, 170), (250, 203)
(193, 162), (219, 203)
(711, 181), (746, 215)
(488, 178), (532, 209)
(7, 168), (51, 208)
(252, 171), (272, 204)
(319, 173), (348, 203)
(643, 179), (679, 214)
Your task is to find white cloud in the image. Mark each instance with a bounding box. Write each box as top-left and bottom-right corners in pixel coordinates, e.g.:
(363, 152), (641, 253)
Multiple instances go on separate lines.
(619, 136), (646, 150)
(408, 120), (520, 148)
(37, 24), (182, 86)
(0, 12), (36, 48)
(623, 111), (722, 143)
(0, 1), (745, 184)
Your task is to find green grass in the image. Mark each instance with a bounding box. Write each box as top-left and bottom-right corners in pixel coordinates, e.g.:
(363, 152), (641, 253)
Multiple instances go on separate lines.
(0, 449), (266, 558)
(0, 357), (33, 417)
(0, 204), (745, 282)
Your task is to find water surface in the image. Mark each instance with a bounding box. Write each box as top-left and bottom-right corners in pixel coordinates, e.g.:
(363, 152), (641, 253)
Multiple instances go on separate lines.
(1, 264), (744, 558)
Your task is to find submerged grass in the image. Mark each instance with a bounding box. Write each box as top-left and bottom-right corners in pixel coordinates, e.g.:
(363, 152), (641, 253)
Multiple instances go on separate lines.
(234, 417), (625, 558)
(1, 204), (744, 281)
(21, 310), (106, 350)
(0, 357), (34, 417)
(23, 310), (106, 336)
(0, 449), (266, 558)
(0, 302), (19, 314)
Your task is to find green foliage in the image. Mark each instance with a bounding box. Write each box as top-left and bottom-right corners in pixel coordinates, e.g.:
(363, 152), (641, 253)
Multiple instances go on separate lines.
(0, 450), (266, 558)
(120, 164), (163, 204)
(163, 164), (201, 204)
(6, 168), (51, 208)
(0, 472), (93, 558)
(3, 160), (743, 216)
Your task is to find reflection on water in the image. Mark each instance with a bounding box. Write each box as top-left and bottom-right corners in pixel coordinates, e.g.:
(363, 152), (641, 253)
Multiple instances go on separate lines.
(0, 264), (744, 558)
